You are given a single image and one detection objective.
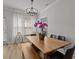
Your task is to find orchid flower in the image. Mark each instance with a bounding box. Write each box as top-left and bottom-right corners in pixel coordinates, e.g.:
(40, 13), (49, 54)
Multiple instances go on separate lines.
(34, 20), (48, 30)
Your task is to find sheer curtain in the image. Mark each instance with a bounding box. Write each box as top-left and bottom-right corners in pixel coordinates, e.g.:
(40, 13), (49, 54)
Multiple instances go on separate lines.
(12, 13), (25, 41)
(3, 12), (37, 43)
(3, 17), (7, 42)
(12, 13), (36, 42)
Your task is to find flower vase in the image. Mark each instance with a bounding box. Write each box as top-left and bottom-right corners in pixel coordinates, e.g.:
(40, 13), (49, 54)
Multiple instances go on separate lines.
(38, 33), (45, 40)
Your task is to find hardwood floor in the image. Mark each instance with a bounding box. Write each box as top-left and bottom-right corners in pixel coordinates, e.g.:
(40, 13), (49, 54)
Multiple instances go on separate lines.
(3, 42), (41, 59)
(3, 44), (23, 59)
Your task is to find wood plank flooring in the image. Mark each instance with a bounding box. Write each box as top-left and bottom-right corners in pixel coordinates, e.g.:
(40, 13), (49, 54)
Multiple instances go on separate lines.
(3, 42), (41, 59)
(3, 44), (23, 59)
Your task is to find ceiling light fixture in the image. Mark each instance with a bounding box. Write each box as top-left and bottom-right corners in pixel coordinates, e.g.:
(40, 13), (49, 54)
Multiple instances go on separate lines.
(26, 0), (38, 16)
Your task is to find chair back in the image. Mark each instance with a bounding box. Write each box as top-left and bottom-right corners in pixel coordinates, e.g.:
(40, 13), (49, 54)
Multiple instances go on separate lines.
(30, 34), (36, 36)
(50, 34), (56, 38)
(58, 35), (65, 41)
(64, 46), (75, 59)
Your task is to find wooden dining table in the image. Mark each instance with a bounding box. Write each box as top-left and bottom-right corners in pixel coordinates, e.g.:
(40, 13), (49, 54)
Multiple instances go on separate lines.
(27, 36), (70, 59)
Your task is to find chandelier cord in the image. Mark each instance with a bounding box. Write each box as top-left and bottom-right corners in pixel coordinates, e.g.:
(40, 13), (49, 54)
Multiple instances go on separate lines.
(31, 0), (33, 8)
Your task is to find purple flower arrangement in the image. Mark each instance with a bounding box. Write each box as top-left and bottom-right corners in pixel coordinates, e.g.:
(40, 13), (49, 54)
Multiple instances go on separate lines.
(34, 20), (48, 32)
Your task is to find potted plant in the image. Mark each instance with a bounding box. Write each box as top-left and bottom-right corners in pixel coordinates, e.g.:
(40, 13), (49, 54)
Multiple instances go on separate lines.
(34, 20), (48, 40)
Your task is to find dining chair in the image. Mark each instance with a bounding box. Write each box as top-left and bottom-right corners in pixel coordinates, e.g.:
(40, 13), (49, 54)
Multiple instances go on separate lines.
(30, 34), (36, 36)
(50, 34), (57, 39)
(57, 35), (65, 41)
(50, 34), (66, 53)
(49, 46), (75, 59)
(57, 35), (66, 52)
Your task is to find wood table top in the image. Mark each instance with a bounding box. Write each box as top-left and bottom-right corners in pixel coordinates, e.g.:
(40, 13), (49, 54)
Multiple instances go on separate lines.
(27, 36), (70, 54)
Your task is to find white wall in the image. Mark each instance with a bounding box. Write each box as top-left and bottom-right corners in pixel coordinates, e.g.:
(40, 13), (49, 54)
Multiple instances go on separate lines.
(40, 0), (75, 43)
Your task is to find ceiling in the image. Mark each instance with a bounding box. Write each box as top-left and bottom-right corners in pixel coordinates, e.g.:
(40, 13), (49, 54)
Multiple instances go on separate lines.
(3, 0), (56, 12)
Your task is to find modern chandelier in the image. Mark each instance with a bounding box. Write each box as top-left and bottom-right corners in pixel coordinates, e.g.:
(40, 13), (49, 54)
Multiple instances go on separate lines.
(26, 0), (38, 16)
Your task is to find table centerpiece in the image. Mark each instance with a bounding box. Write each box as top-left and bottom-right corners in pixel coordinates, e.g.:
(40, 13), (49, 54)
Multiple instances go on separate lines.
(34, 20), (48, 40)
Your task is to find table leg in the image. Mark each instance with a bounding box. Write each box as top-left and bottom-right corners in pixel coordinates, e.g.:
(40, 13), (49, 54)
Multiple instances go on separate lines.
(31, 43), (51, 59)
(43, 54), (50, 59)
